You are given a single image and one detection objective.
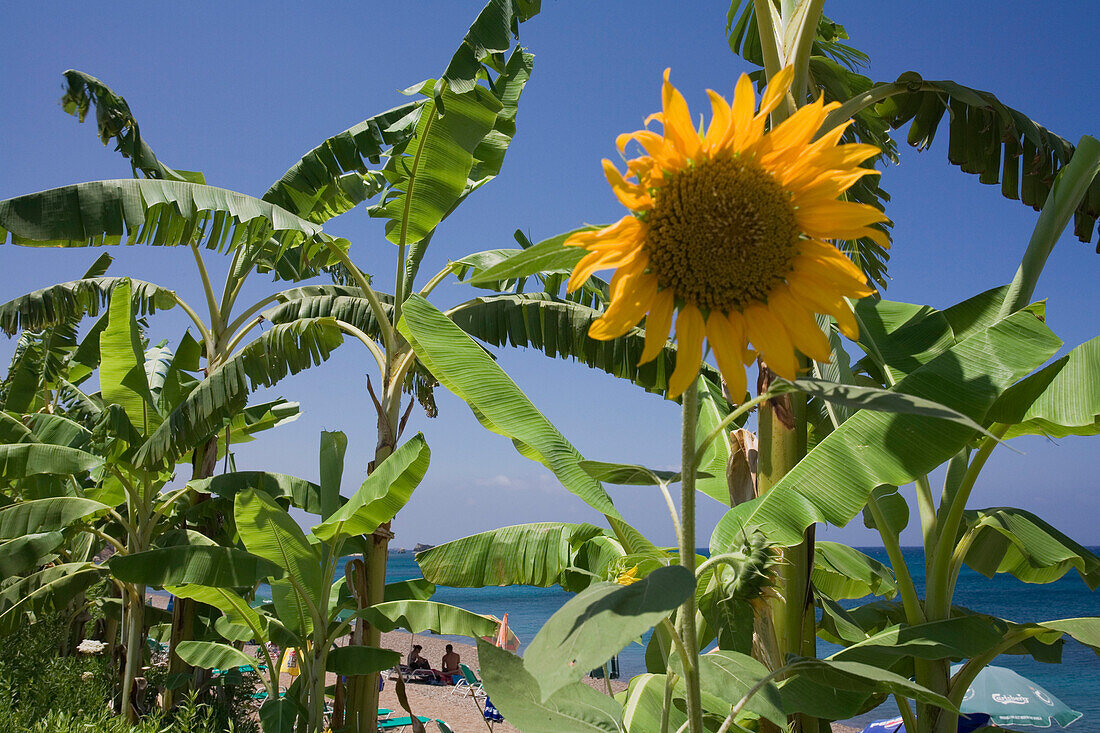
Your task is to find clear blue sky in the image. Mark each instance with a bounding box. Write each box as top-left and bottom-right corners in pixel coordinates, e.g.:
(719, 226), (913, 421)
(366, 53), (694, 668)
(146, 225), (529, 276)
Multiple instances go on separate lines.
(3, 1), (1098, 548)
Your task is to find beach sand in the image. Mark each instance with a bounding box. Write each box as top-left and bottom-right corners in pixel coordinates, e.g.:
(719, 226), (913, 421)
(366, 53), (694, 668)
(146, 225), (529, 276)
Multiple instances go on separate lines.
(147, 595), (859, 732)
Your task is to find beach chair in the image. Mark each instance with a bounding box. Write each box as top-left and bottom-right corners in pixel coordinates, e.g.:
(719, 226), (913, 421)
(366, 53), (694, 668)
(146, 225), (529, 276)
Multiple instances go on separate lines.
(377, 714), (432, 731)
(435, 720), (456, 733)
(457, 664), (486, 700)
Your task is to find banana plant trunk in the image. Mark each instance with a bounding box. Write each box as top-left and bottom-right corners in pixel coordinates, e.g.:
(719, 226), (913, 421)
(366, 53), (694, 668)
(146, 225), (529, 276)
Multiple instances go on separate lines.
(163, 435), (219, 711)
(346, 374), (401, 733)
(756, 365), (819, 733)
(121, 586), (146, 722)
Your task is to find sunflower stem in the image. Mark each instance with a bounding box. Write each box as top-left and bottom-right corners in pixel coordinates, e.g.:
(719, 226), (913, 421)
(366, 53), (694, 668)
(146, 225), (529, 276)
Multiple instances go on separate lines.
(678, 376), (704, 733)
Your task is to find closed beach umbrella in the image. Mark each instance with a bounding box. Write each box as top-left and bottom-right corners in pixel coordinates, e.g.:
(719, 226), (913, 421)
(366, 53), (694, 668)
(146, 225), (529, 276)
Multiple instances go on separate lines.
(951, 664), (1082, 728)
(483, 614), (510, 725)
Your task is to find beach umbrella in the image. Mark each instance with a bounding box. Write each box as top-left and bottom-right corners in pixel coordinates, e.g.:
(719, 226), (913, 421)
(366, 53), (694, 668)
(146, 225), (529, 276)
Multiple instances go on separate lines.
(950, 664), (1083, 728)
(483, 614), (510, 726)
(859, 713), (990, 733)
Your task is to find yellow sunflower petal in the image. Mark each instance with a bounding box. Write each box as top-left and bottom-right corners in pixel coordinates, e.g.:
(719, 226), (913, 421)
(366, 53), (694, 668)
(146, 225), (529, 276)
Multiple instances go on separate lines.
(704, 90), (731, 151)
(617, 130), (681, 170)
(589, 273), (659, 340)
(798, 239), (869, 275)
(705, 312), (748, 401)
(768, 285), (832, 362)
(726, 73), (758, 151)
(754, 97), (833, 165)
(743, 302), (799, 379)
(756, 66), (794, 121)
(797, 200), (890, 238)
(602, 159), (652, 210)
(639, 288), (675, 365)
(788, 166), (880, 200)
(661, 69), (701, 160)
(566, 217), (645, 292)
(787, 271), (860, 340)
(668, 305), (705, 398)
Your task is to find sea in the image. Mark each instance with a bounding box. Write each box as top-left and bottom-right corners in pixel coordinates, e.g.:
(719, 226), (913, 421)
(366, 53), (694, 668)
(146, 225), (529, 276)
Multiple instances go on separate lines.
(371, 546), (1100, 730)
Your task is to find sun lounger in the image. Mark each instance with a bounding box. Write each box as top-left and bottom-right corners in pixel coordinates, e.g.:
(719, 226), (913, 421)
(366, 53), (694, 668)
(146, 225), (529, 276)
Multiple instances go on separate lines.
(456, 664), (486, 700)
(388, 664), (437, 684)
(249, 690), (286, 700)
(435, 720), (456, 733)
(377, 714), (432, 731)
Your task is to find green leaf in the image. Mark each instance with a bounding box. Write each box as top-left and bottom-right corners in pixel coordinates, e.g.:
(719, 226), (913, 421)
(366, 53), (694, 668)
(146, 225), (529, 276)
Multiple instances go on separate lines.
(234, 489), (322, 634)
(23, 414), (92, 450)
(1037, 618), (1100, 656)
(110, 546), (283, 587)
(259, 698), (298, 733)
(176, 641), (257, 671)
(318, 430), (346, 521)
(449, 292), (721, 398)
(0, 563), (102, 637)
(579, 461), (680, 486)
(0, 179), (332, 271)
(325, 646), (401, 675)
(384, 578), (436, 603)
(60, 70), (201, 183)
(621, 674), (685, 733)
(0, 531), (64, 577)
(697, 651), (785, 727)
(359, 600), (512, 644)
(399, 295), (620, 518)
(477, 640), (623, 733)
(137, 318), (343, 467)
(812, 541), (897, 601)
(0, 497), (110, 538)
(263, 101), (422, 224)
(441, 0), (540, 95)
(774, 377), (1001, 438)
(100, 279), (161, 435)
(189, 471), (324, 515)
(861, 486), (910, 539)
(712, 308), (1060, 549)
(467, 232), (587, 286)
(312, 433), (430, 544)
(0, 445), (102, 482)
(989, 334), (1100, 437)
(166, 584), (277, 644)
(833, 617), (1006, 670)
(694, 376), (741, 506)
(416, 523), (602, 587)
(466, 48), (534, 190)
(777, 657), (956, 720)
(375, 82), (500, 247)
(960, 507), (1100, 589)
(523, 566), (695, 699)
(876, 74), (1100, 244)
(0, 276), (176, 337)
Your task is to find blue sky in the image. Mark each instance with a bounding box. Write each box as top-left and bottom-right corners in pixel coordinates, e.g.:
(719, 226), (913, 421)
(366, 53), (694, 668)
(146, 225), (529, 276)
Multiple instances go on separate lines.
(2, 1), (1099, 549)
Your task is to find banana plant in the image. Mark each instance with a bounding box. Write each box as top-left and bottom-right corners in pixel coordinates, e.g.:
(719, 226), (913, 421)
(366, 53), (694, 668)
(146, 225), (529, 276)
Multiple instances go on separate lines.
(113, 429), (515, 733)
(0, 278), (306, 721)
(0, 3), (550, 726)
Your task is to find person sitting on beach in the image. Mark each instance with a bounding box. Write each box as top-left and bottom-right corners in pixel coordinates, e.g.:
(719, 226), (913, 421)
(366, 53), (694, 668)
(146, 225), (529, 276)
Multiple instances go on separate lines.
(407, 644), (430, 671)
(441, 644), (461, 683)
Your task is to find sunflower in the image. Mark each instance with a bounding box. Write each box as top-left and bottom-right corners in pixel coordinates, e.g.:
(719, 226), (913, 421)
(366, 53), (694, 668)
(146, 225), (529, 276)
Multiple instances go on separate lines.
(566, 67), (887, 399)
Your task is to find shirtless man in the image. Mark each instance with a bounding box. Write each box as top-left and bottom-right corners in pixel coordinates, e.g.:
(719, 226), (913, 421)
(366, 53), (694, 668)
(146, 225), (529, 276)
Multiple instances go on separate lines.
(441, 644), (461, 682)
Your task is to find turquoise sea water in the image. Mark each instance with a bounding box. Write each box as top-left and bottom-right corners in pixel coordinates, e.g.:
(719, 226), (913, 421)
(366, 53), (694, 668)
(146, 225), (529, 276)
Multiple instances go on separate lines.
(375, 547), (1099, 729)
